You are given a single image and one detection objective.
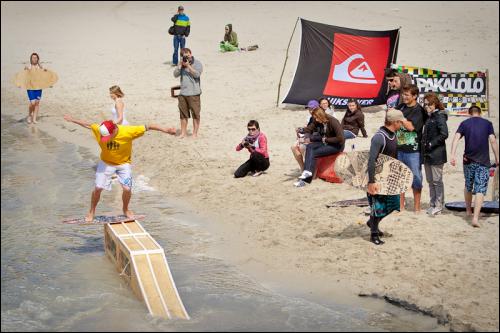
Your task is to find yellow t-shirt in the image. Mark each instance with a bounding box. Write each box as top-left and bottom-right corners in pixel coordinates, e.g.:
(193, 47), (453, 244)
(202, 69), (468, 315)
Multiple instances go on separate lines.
(91, 124), (146, 165)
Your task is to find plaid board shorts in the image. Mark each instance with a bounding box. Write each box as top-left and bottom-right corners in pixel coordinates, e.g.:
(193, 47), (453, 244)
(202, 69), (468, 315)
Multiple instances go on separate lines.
(463, 162), (489, 195)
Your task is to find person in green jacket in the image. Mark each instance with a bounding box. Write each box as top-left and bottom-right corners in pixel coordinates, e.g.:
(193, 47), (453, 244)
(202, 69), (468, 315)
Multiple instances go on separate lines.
(220, 24), (239, 52)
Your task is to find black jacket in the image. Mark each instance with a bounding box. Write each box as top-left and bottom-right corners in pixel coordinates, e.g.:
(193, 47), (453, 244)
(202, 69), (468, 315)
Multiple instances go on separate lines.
(422, 110), (448, 165)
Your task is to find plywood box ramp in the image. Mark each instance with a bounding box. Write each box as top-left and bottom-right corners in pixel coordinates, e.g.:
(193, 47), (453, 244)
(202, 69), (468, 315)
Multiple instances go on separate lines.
(104, 220), (189, 320)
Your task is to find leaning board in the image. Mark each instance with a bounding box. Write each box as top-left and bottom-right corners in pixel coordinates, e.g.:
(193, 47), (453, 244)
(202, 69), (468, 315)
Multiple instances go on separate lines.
(334, 151), (413, 195)
(13, 68), (58, 89)
(104, 220), (189, 319)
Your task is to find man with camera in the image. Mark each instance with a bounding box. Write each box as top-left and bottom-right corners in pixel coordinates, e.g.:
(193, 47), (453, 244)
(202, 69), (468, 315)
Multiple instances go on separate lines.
(173, 47), (203, 138)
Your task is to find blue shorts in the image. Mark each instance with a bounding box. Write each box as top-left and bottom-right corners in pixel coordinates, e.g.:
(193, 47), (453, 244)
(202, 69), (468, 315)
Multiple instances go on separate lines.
(397, 151), (423, 190)
(27, 90), (42, 101)
(464, 162), (489, 195)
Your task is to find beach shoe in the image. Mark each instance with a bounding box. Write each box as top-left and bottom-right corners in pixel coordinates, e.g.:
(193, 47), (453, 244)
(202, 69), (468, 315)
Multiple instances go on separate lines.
(294, 180), (306, 187)
(430, 207), (442, 216)
(298, 170), (313, 180)
(370, 234), (384, 245)
(426, 207), (434, 215)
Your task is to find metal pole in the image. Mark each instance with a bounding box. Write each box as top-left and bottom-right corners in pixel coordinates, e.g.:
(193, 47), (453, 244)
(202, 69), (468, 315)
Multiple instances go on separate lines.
(276, 17), (300, 107)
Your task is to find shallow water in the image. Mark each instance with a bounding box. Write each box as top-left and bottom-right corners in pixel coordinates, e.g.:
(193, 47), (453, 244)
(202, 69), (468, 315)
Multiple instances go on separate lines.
(1, 115), (446, 332)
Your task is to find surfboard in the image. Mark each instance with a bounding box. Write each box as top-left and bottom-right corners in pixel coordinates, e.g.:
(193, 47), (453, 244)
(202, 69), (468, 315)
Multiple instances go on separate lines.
(334, 151), (413, 195)
(62, 214), (146, 225)
(326, 197), (369, 208)
(445, 201), (499, 214)
(13, 67), (58, 90)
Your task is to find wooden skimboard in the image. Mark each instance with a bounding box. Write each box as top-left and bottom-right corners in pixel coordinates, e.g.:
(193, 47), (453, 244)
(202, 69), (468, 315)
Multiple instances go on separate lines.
(104, 220), (189, 320)
(13, 68), (58, 89)
(62, 214), (146, 225)
(334, 151), (413, 195)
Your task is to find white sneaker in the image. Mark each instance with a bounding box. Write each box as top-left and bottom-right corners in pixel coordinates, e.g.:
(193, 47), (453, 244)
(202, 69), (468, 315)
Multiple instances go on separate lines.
(298, 170), (313, 180)
(430, 207), (442, 216)
(294, 180), (306, 187)
(426, 207), (434, 215)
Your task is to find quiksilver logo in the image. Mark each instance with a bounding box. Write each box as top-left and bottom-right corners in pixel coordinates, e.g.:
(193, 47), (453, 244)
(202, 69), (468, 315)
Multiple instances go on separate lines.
(332, 54), (377, 84)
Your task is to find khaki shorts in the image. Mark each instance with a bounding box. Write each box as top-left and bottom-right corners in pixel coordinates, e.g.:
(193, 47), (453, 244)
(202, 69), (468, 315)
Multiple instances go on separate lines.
(178, 95), (201, 119)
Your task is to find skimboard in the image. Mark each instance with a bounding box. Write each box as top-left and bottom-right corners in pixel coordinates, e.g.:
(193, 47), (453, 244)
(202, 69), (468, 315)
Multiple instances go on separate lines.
(445, 201), (499, 214)
(326, 197), (369, 208)
(334, 151), (413, 195)
(13, 67), (58, 90)
(62, 214), (146, 225)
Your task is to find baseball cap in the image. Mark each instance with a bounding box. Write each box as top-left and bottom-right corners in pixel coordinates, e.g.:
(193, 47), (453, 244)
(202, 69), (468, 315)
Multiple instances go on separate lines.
(99, 120), (117, 143)
(386, 109), (405, 122)
(305, 100), (319, 109)
(178, 5), (184, 10)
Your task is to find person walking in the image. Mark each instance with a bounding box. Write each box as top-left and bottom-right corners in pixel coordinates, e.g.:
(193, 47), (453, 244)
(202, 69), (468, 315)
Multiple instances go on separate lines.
(450, 106), (499, 227)
(109, 85), (129, 125)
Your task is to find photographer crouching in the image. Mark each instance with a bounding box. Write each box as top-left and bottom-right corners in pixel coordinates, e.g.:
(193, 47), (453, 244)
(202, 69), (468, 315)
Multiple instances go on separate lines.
(234, 120), (270, 178)
(173, 48), (203, 138)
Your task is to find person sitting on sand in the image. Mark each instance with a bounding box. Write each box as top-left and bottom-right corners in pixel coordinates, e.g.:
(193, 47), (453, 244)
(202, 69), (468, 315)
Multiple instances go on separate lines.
(220, 24), (239, 52)
(319, 97), (336, 119)
(235, 120), (269, 178)
(366, 109), (405, 245)
(294, 107), (345, 187)
(450, 105), (499, 228)
(63, 115), (176, 222)
(291, 99), (321, 172)
(220, 24), (259, 52)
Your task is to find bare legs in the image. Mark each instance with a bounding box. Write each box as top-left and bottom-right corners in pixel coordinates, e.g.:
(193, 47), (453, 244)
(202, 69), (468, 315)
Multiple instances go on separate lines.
(33, 101), (40, 123)
(85, 185), (133, 222)
(464, 189), (484, 227)
(291, 144), (305, 172)
(400, 189), (422, 213)
(27, 100), (40, 124)
(179, 118), (200, 138)
(86, 187), (103, 222)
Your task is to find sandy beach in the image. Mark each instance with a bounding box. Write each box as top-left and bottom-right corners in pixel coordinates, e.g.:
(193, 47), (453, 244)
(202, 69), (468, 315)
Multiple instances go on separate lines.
(1, 1), (499, 331)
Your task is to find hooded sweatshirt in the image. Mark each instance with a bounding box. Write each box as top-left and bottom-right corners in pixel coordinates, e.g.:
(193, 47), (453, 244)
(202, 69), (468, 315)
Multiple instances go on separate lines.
(224, 24), (238, 47)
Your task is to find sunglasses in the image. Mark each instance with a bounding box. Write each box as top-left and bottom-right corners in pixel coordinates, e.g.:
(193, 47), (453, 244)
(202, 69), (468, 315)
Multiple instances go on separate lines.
(247, 127), (257, 131)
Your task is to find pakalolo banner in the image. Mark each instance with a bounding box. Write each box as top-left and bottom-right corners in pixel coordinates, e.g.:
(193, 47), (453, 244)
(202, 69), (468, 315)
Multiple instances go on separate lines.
(396, 65), (489, 116)
(282, 19), (400, 108)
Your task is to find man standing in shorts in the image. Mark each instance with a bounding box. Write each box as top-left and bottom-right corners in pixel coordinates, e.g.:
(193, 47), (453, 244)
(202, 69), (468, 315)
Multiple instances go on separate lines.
(63, 115), (176, 222)
(174, 47), (203, 138)
(450, 106), (499, 227)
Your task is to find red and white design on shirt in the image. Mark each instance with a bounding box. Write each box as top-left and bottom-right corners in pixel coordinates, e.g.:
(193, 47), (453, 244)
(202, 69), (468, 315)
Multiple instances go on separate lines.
(323, 33), (390, 98)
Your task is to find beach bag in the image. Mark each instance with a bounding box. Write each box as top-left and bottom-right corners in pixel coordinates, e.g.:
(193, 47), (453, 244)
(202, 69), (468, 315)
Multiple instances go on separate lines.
(168, 25), (175, 35)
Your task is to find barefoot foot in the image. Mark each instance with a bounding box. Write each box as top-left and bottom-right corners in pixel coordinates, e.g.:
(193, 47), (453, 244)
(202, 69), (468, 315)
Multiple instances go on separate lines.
(124, 210), (135, 219)
(85, 213), (94, 223)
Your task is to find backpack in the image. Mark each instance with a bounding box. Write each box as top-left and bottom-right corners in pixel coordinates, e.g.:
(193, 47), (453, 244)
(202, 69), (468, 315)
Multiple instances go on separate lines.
(168, 25), (175, 35)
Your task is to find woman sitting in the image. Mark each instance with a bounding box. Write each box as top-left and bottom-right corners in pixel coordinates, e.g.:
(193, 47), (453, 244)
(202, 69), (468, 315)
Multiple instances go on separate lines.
(294, 107), (345, 187)
(341, 98), (368, 139)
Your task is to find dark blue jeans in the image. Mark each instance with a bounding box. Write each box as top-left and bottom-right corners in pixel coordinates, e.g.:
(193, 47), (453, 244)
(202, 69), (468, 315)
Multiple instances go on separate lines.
(304, 142), (343, 174)
(172, 35), (186, 65)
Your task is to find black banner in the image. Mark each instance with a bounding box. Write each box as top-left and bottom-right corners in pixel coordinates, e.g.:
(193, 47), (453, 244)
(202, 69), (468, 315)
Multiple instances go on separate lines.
(282, 19), (400, 108)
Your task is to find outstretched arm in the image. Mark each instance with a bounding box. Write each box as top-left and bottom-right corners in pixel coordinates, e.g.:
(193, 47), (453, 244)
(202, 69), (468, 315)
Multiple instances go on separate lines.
(64, 114), (91, 129)
(146, 124), (176, 135)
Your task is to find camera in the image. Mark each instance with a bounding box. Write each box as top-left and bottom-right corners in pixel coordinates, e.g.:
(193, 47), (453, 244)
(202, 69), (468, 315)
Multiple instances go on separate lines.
(182, 56), (189, 63)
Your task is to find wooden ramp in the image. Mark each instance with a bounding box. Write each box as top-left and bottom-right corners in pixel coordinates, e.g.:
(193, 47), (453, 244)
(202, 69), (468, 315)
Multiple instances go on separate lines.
(104, 220), (189, 320)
